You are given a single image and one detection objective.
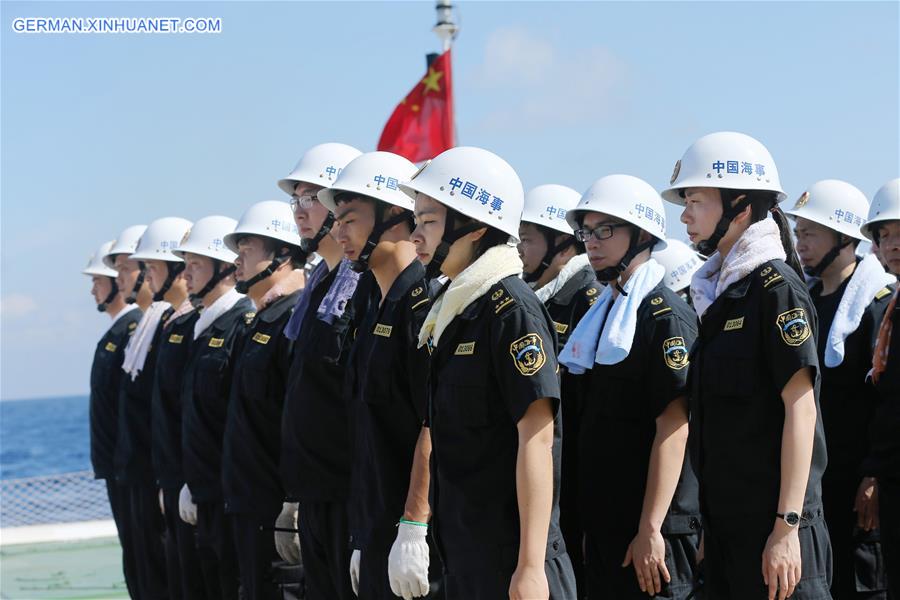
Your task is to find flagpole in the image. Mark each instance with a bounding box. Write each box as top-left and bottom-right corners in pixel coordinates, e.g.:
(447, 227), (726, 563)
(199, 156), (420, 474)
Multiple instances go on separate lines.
(433, 0), (458, 53)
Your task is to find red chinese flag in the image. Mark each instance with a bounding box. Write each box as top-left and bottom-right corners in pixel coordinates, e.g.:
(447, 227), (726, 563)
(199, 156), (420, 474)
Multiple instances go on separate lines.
(377, 50), (454, 163)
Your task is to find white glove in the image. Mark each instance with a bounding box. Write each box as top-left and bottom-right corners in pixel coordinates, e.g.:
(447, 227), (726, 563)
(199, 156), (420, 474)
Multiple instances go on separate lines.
(178, 484), (198, 525)
(274, 502), (301, 564)
(158, 489), (165, 516)
(388, 522), (430, 600)
(349, 548), (361, 596)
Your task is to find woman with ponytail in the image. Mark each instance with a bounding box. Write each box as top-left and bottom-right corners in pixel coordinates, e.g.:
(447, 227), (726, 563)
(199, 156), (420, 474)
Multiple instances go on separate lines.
(663, 132), (832, 600)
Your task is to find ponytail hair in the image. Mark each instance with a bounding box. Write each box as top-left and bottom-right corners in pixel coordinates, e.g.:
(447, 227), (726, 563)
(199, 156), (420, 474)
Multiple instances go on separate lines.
(720, 189), (804, 279)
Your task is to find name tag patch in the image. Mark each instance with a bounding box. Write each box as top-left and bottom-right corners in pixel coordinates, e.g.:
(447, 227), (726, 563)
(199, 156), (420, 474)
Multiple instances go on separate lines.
(168, 334), (184, 344)
(724, 317), (744, 331)
(104, 342), (117, 352)
(208, 337), (225, 348)
(454, 341), (475, 355)
(373, 323), (393, 338)
(554, 322), (569, 335)
(252, 332), (271, 345)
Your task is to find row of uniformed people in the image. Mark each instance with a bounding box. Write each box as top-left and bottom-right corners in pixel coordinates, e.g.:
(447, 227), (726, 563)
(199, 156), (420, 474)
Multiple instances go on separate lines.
(81, 131), (899, 600)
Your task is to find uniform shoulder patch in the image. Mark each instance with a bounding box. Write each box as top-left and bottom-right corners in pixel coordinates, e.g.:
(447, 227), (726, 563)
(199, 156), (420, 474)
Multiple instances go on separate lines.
(491, 283), (517, 315)
(776, 308), (811, 346)
(648, 294), (673, 318)
(875, 287), (893, 301)
(585, 285), (601, 306)
(663, 337), (689, 370)
(243, 311), (257, 326)
(509, 333), (546, 376)
(410, 285), (430, 311)
(758, 262), (785, 290)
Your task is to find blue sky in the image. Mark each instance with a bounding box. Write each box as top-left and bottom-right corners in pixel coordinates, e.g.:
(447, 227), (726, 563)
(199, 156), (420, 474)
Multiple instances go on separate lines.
(1, 1), (897, 400)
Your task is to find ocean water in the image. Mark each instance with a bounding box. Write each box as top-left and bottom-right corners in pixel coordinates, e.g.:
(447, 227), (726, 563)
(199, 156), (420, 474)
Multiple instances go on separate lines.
(0, 395), (91, 480)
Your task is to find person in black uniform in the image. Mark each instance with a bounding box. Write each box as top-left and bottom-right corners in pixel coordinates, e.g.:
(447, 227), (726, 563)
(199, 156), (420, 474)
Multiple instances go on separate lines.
(275, 142), (362, 600)
(398, 146), (576, 600)
(517, 184), (601, 598)
(663, 131), (832, 600)
(119, 217), (193, 600)
(221, 200), (307, 600)
(556, 175), (700, 600)
(179, 215), (252, 600)
(860, 178), (900, 599)
(320, 151), (440, 600)
(84, 238), (143, 599)
(786, 180), (894, 599)
(148, 229), (203, 600)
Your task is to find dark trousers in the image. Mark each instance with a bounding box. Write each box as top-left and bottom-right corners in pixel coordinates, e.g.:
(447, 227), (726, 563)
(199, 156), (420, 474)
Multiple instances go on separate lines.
(440, 549), (575, 600)
(162, 487), (209, 600)
(106, 479), (140, 599)
(879, 479), (900, 600)
(195, 501), (240, 600)
(296, 500), (355, 600)
(584, 527), (698, 600)
(822, 475), (888, 599)
(703, 511), (833, 600)
(560, 397), (586, 598)
(357, 527), (444, 600)
(231, 508), (282, 600)
(128, 482), (169, 600)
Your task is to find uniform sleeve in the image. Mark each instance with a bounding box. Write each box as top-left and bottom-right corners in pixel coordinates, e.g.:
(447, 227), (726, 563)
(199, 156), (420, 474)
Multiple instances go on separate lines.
(762, 279), (820, 394)
(405, 299), (431, 424)
(491, 305), (561, 424)
(647, 310), (697, 419)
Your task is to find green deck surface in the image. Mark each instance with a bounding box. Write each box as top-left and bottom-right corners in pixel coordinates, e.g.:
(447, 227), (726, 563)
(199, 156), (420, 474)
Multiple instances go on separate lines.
(0, 537), (127, 599)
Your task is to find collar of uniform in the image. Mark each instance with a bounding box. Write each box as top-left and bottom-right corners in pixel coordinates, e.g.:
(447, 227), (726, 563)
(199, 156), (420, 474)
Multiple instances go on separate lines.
(207, 296), (254, 334)
(549, 263), (597, 305)
(172, 308), (198, 326)
(109, 303), (139, 328)
(721, 271), (754, 299)
(383, 260), (427, 305)
(258, 289), (302, 323)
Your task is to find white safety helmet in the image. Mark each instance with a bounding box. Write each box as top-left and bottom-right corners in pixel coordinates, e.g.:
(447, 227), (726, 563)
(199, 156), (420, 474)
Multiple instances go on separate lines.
(173, 215), (239, 263)
(130, 217), (193, 263)
(662, 131), (786, 205)
(103, 224), (147, 268)
(317, 151), (418, 213)
(399, 146), (525, 240)
(223, 200), (303, 253)
(521, 184), (583, 235)
(861, 178), (900, 241)
(566, 174), (668, 248)
(784, 179), (869, 240)
(277, 143), (363, 196)
(83, 241), (119, 278)
(652, 239), (704, 292)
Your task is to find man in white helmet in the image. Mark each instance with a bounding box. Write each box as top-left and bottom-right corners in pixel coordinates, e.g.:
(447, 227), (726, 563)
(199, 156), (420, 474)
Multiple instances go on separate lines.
(321, 151), (440, 600)
(518, 184), (602, 594)
(83, 239), (142, 599)
(276, 143), (363, 600)
(558, 175), (700, 599)
(859, 178), (900, 600)
(399, 146), (576, 599)
(221, 200), (307, 600)
(786, 180), (894, 599)
(117, 217), (192, 599)
(178, 216), (253, 600)
(141, 218), (206, 600)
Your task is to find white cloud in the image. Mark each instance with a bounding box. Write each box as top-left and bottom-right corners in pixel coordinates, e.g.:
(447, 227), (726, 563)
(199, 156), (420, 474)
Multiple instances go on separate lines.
(0, 294), (38, 319)
(471, 26), (630, 131)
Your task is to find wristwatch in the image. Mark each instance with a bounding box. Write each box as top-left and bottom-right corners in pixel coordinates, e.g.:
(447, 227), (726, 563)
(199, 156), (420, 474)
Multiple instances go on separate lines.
(776, 511), (801, 527)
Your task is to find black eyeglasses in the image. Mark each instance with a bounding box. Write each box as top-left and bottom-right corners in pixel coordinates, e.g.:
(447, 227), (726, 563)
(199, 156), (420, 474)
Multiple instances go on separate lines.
(574, 223), (630, 242)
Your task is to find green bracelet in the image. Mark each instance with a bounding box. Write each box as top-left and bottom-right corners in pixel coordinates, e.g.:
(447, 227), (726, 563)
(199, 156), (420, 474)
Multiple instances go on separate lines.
(398, 518), (429, 528)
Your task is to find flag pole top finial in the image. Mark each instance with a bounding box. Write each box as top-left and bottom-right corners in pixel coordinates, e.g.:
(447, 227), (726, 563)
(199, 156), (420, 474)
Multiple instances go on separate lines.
(433, 0), (458, 51)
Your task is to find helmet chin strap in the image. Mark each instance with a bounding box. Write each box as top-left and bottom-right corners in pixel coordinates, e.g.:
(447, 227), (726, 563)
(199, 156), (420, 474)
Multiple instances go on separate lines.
(189, 261), (236, 308)
(300, 213), (335, 254)
(152, 262), (186, 302)
(523, 228), (576, 284)
(235, 255), (288, 295)
(97, 277), (119, 313)
(125, 261), (146, 305)
(348, 206), (414, 273)
(803, 234), (852, 278)
(695, 194), (753, 256)
(425, 210), (485, 281)
(594, 227), (656, 296)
